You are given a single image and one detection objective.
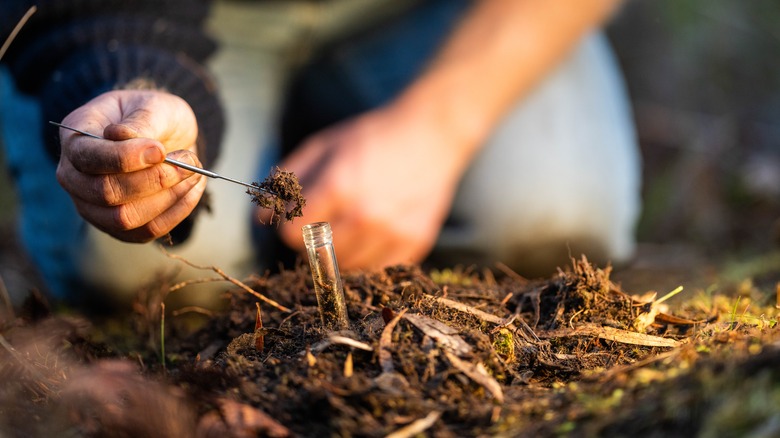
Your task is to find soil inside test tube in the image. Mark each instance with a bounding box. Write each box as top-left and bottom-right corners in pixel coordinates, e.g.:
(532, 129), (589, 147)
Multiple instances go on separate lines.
(312, 261), (348, 331)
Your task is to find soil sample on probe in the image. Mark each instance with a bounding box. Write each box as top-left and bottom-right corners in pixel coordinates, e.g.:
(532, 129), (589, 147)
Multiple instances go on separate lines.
(247, 167), (306, 224)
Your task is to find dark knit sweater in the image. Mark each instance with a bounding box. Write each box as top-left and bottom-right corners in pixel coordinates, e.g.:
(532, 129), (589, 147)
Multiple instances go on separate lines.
(1, 0), (224, 167)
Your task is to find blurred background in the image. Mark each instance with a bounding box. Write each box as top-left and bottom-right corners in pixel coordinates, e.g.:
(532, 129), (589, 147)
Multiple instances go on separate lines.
(610, 0), (780, 254)
(606, 0), (780, 290)
(2, 0), (780, 294)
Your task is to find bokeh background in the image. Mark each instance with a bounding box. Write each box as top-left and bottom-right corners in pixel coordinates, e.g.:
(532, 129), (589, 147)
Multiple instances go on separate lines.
(610, 0), (780, 254)
(2, 0), (780, 295)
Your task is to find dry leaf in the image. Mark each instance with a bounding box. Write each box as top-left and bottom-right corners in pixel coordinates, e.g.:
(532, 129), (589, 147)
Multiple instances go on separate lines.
(403, 313), (472, 356)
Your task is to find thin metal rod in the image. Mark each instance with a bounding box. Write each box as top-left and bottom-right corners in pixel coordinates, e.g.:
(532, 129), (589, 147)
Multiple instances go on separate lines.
(49, 121), (264, 192)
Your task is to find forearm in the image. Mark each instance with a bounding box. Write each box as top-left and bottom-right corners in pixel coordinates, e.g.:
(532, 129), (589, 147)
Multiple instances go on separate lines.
(394, 0), (624, 163)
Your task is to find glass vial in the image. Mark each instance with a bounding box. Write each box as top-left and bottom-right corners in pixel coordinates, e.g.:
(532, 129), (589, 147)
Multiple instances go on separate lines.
(302, 222), (350, 331)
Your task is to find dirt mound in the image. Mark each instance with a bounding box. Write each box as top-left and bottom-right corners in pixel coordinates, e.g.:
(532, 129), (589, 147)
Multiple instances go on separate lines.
(1, 257), (778, 437)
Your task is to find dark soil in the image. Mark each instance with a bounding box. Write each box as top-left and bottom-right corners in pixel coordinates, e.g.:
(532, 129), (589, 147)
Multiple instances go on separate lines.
(2, 256), (779, 437)
(248, 167), (306, 224)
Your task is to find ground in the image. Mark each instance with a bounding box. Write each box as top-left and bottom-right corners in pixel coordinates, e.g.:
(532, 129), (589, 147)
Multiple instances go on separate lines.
(2, 253), (780, 437)
(3, 2), (780, 436)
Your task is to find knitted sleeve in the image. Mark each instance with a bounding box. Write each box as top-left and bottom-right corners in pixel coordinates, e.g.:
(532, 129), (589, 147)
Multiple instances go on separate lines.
(0, 0), (224, 168)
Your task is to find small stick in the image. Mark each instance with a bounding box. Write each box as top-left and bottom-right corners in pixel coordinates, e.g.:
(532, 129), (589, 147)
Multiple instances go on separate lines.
(427, 294), (517, 330)
(444, 350), (505, 404)
(160, 246), (291, 312)
(254, 302), (264, 353)
(168, 276), (228, 293)
(171, 306), (215, 318)
(379, 308), (407, 374)
(386, 411), (442, 438)
(495, 262), (529, 284)
(160, 302), (166, 371)
(0, 6), (36, 61)
(775, 282), (780, 310)
(0, 334), (48, 382)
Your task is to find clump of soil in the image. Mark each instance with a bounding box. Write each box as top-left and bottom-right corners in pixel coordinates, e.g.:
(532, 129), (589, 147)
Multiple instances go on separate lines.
(248, 167), (305, 224)
(2, 256), (779, 437)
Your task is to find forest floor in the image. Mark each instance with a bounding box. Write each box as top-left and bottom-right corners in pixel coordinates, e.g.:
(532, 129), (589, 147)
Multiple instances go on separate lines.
(2, 245), (780, 437)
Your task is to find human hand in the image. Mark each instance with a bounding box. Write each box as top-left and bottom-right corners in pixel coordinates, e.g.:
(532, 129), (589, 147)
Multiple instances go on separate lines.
(265, 104), (477, 270)
(56, 90), (206, 242)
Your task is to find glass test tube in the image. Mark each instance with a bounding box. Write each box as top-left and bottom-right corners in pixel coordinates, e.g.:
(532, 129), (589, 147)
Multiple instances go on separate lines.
(302, 222), (350, 331)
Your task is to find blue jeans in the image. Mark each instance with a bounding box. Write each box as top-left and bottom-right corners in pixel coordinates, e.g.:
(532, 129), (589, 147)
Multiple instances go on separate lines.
(0, 68), (86, 301)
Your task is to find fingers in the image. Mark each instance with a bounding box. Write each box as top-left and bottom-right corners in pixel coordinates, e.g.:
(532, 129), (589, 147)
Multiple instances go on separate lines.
(58, 147), (205, 242)
(102, 92), (198, 150)
(62, 136), (165, 175)
(71, 167), (207, 243)
(55, 90), (206, 242)
(58, 149), (201, 205)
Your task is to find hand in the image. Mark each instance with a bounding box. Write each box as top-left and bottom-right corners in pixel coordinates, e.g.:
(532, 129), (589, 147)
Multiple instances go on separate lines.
(56, 90), (206, 242)
(265, 104), (476, 270)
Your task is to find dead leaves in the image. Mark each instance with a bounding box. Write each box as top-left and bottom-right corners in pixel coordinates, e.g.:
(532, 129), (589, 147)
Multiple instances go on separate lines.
(544, 325), (681, 348)
(402, 313), (472, 356)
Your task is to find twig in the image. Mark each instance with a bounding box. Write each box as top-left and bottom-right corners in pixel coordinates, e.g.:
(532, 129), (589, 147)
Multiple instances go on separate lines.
(160, 302), (166, 372)
(0, 333), (49, 383)
(254, 302), (264, 353)
(379, 308), (407, 373)
(278, 310), (301, 329)
(444, 350), (504, 404)
(385, 410), (442, 438)
(0, 6), (36, 61)
(306, 334), (373, 356)
(168, 276), (229, 293)
(495, 262), (529, 284)
(656, 285), (684, 305)
(592, 349), (679, 384)
(171, 306), (215, 318)
(542, 324), (681, 348)
(427, 294), (518, 331)
(775, 282), (780, 310)
(160, 246), (291, 312)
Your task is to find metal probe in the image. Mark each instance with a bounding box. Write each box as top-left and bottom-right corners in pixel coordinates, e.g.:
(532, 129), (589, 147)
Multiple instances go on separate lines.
(49, 121), (264, 192)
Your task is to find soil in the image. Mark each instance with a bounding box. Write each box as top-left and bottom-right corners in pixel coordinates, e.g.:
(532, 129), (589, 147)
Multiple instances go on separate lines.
(248, 167), (306, 224)
(2, 256), (779, 437)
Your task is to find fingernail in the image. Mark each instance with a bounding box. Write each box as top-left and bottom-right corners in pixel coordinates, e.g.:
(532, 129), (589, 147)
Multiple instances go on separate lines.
(143, 147), (163, 165)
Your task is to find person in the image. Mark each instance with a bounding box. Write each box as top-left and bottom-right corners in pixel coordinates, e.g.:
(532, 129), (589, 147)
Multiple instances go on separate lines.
(0, 0), (640, 309)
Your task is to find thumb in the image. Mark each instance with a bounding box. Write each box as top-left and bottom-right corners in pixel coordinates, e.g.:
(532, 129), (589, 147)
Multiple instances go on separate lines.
(100, 91), (198, 150)
(102, 106), (154, 141)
